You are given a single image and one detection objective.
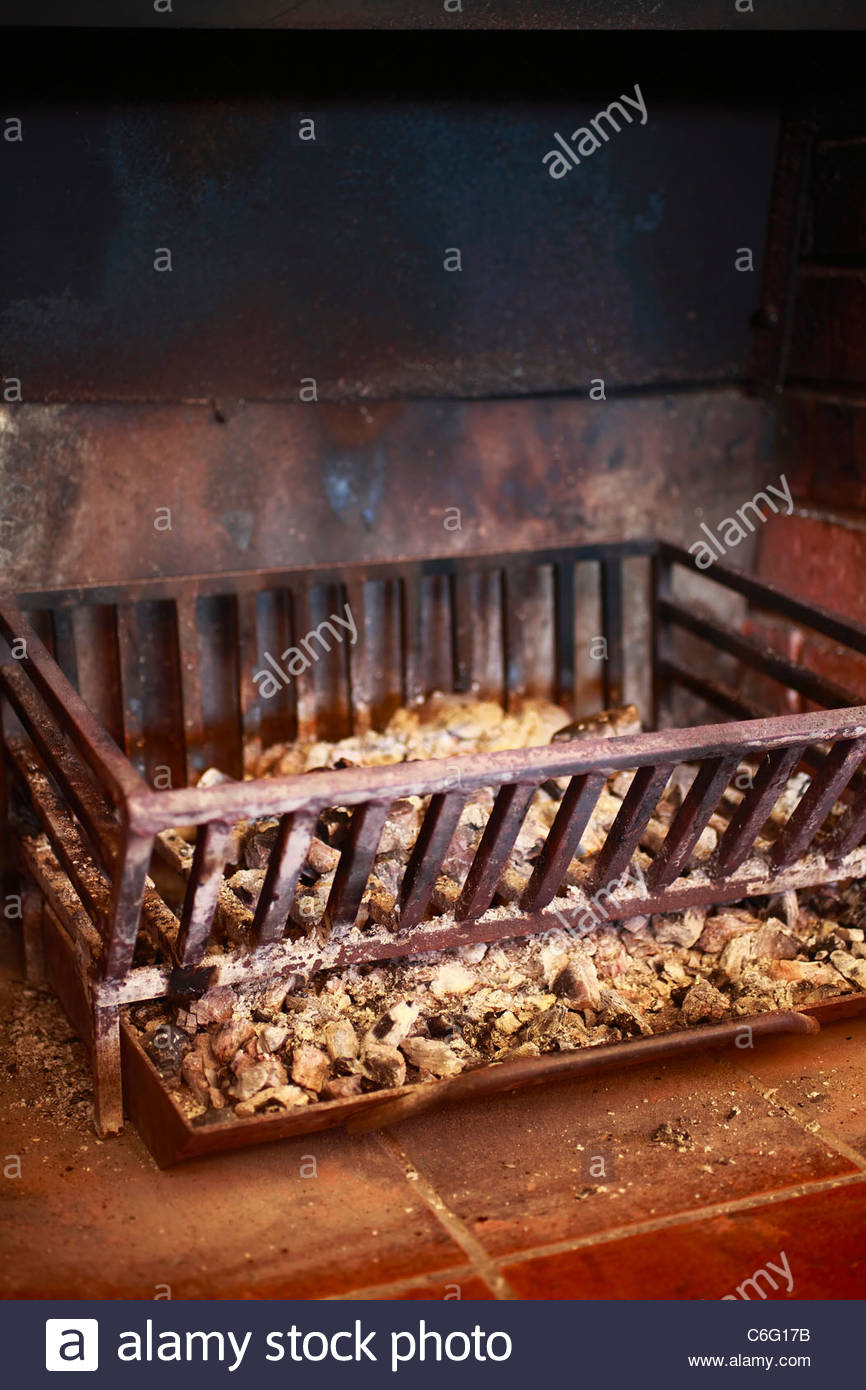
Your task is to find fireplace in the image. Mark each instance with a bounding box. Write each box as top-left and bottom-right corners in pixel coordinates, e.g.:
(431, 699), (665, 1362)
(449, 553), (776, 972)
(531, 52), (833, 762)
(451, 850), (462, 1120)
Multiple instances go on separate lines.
(2, 26), (866, 1168)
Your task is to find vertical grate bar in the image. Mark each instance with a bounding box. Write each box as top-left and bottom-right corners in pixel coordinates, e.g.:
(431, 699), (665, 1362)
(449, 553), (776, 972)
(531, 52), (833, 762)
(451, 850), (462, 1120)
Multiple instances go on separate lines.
(716, 745), (804, 874)
(650, 549), (674, 730)
(825, 776), (866, 860)
(451, 569), (474, 694)
(647, 755), (739, 890)
(345, 578), (371, 735)
(251, 809), (319, 945)
(236, 590), (262, 759)
(591, 762), (674, 890)
(175, 592), (203, 788)
(399, 791), (466, 930)
(771, 737), (866, 870)
(456, 781), (537, 921)
(553, 559), (576, 715)
(501, 568), (525, 713)
(176, 820), (233, 966)
(292, 582), (317, 740)
(323, 799), (390, 935)
(400, 566), (425, 707)
(600, 557), (624, 708)
(104, 830), (153, 979)
(521, 772), (606, 912)
(50, 608), (79, 690)
(115, 603), (144, 774)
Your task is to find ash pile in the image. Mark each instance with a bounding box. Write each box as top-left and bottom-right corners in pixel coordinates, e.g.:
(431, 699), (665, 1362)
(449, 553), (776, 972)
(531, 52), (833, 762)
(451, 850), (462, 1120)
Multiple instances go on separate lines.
(130, 882), (866, 1123)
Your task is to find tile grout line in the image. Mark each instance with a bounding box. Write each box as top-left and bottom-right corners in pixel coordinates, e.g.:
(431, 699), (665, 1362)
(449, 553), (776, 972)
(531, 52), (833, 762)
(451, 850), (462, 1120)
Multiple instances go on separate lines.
(732, 1058), (866, 1174)
(485, 1169), (866, 1271)
(376, 1128), (519, 1301)
(324, 1262), (480, 1302)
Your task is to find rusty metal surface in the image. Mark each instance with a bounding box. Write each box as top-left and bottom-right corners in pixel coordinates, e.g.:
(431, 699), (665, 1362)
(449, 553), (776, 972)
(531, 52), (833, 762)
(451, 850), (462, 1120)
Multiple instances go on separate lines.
(120, 1008), (827, 1167)
(0, 394), (775, 594)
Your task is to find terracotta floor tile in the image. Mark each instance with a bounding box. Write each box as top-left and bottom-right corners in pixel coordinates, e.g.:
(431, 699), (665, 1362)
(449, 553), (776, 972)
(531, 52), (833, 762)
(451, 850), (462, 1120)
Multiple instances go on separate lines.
(501, 1178), (866, 1300)
(0, 955), (464, 1300)
(385, 1274), (496, 1301)
(388, 1050), (857, 1260)
(722, 1017), (866, 1157)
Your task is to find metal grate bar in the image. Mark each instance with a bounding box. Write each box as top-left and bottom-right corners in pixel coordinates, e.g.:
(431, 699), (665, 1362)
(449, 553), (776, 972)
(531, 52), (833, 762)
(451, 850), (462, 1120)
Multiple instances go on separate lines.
(251, 810), (319, 946)
(553, 559), (576, 714)
(771, 736), (866, 869)
(345, 578), (371, 735)
(521, 772), (606, 912)
(400, 567), (425, 707)
(451, 570), (474, 694)
(647, 755), (740, 890)
(236, 589), (262, 753)
(292, 583), (317, 740)
(716, 744), (805, 874)
(399, 791), (466, 931)
(323, 800), (390, 934)
(826, 777), (866, 860)
(176, 820), (233, 966)
(659, 598), (863, 709)
(600, 557), (624, 708)
(104, 831), (153, 979)
(175, 592), (204, 788)
(5, 736), (113, 939)
(0, 663), (119, 867)
(591, 762), (674, 889)
(457, 781), (537, 921)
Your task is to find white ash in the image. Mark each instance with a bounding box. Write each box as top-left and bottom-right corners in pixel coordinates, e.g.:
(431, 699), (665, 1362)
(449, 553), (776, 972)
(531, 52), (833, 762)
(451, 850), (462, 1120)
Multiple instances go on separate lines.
(129, 880), (866, 1124)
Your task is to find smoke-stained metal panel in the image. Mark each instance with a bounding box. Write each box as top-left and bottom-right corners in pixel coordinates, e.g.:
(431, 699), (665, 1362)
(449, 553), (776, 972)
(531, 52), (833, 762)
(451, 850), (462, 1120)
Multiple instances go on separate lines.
(1, 97), (777, 401)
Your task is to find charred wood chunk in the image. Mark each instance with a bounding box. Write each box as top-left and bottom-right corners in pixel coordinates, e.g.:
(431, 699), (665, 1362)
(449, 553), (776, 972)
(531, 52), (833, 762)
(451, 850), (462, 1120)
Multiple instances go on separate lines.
(551, 955), (601, 1011)
(304, 836), (341, 880)
(680, 978), (730, 1024)
(367, 1001), (419, 1048)
(598, 987), (653, 1037)
(322, 1075), (364, 1101)
(516, 1003), (568, 1051)
(211, 1016), (256, 1063)
(242, 818), (280, 870)
(229, 1049), (288, 1102)
(361, 1042), (406, 1089)
(291, 1043), (331, 1093)
(367, 884), (398, 930)
(260, 1024), (289, 1053)
(426, 1013), (458, 1040)
(324, 1018), (359, 1062)
(400, 1036), (462, 1077)
(316, 806), (352, 850)
(190, 985), (236, 1027)
(145, 1023), (189, 1077)
(235, 1084), (309, 1117)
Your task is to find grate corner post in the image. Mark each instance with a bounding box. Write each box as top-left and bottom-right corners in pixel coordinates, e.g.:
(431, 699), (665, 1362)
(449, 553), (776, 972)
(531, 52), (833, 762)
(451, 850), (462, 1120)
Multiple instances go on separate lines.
(91, 995), (124, 1138)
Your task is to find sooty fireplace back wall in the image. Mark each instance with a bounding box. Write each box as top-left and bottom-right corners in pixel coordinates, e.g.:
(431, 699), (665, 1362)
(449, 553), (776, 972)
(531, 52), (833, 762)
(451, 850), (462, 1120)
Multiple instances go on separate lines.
(3, 31), (866, 1163)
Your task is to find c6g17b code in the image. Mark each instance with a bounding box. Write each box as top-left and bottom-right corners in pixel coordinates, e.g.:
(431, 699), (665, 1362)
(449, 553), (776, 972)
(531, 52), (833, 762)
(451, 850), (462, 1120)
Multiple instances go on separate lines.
(748, 1329), (811, 1342)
